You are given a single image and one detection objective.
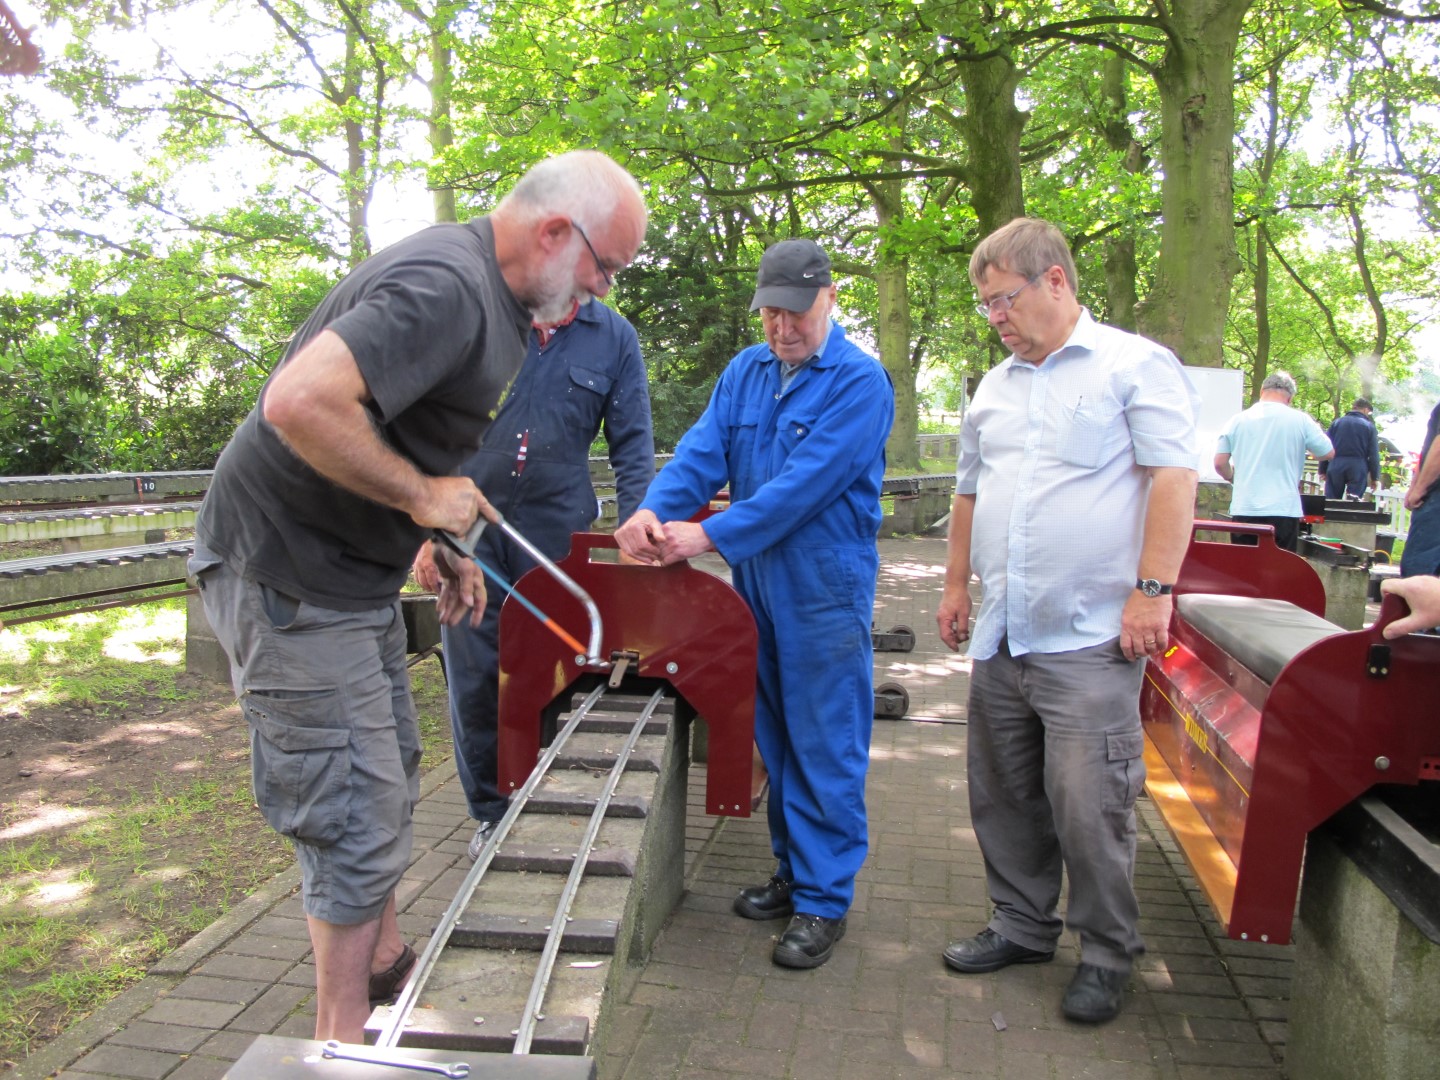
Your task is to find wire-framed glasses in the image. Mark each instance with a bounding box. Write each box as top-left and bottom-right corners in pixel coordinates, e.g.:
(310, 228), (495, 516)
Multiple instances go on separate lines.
(975, 275), (1040, 318)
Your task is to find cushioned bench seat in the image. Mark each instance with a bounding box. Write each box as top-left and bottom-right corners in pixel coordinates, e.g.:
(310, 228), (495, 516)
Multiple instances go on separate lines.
(1176, 593), (1345, 685)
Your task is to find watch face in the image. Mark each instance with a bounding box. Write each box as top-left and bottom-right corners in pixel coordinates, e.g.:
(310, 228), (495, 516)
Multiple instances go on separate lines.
(1140, 579), (1160, 597)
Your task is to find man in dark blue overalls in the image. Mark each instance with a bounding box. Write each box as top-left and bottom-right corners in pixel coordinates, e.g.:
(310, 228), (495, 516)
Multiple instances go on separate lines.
(415, 299), (654, 858)
(1321, 397), (1380, 500)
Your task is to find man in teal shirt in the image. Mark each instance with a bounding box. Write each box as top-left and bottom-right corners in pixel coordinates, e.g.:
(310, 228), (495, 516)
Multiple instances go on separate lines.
(1214, 371), (1334, 551)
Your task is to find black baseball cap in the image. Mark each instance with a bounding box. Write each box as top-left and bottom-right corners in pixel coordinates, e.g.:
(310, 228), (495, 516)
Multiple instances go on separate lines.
(749, 239), (832, 312)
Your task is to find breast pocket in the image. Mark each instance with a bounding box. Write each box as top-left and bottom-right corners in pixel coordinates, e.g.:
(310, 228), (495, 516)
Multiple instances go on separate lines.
(568, 364), (612, 398)
(776, 411), (820, 457)
(727, 405), (762, 490)
(1057, 396), (1120, 469)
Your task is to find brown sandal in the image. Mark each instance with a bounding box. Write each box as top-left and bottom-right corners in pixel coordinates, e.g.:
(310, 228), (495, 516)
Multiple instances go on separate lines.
(368, 943), (416, 1007)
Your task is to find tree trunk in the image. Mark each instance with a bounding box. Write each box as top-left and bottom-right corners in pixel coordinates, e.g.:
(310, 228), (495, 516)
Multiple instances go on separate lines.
(875, 253), (915, 471)
(1252, 223), (1270, 401)
(1098, 52), (1144, 330)
(341, 25), (372, 267)
(959, 52), (1026, 238)
(428, 31), (457, 224)
(1136, 0), (1255, 366)
(872, 126), (917, 472)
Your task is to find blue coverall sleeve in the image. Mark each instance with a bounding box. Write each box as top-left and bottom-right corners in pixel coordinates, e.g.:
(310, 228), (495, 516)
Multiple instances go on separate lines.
(639, 371), (737, 524)
(703, 360), (893, 565)
(602, 319), (656, 525)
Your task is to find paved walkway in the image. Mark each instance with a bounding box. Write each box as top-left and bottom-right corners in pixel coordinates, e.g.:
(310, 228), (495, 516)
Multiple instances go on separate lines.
(17, 539), (1294, 1080)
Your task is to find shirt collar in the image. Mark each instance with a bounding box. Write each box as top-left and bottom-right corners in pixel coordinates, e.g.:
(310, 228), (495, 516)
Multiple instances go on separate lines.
(532, 298), (594, 349)
(757, 318), (840, 369)
(999, 308), (1096, 374)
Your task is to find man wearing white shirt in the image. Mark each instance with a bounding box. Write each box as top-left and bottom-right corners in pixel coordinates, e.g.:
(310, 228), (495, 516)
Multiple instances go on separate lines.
(934, 217), (1199, 1024)
(1214, 371), (1334, 552)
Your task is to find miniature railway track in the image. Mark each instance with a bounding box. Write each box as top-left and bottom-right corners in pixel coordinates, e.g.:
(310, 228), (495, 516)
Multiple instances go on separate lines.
(0, 500), (200, 538)
(369, 683), (677, 1060)
(0, 469), (211, 508)
(0, 539), (194, 579)
(0, 540), (196, 626)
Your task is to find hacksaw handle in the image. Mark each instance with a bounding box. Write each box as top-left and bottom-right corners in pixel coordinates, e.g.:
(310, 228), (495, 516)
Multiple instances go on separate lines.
(433, 515), (488, 561)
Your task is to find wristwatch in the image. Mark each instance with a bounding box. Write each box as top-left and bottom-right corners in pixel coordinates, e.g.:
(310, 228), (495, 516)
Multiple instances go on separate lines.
(1136, 578), (1173, 598)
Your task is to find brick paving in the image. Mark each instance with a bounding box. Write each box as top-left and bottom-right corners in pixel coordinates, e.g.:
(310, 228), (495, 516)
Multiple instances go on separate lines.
(16, 538), (1296, 1080)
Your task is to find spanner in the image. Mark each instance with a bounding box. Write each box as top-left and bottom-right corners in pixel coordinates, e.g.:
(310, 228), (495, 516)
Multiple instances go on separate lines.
(318, 1039), (470, 1077)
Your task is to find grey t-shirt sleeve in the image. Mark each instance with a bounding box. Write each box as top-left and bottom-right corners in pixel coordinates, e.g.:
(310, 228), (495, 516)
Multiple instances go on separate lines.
(327, 262), (486, 424)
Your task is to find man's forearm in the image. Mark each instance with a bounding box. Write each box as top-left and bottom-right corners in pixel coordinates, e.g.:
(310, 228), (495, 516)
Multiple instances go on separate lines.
(1412, 441), (1440, 496)
(944, 493), (977, 589)
(284, 401), (432, 518)
(1139, 468), (1198, 582)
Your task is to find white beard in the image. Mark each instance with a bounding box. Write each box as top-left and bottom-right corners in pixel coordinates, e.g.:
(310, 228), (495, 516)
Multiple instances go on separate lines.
(528, 236), (592, 323)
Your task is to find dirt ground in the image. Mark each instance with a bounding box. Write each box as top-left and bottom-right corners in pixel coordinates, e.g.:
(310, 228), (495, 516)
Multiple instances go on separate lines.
(0, 675), (294, 1067)
(0, 675), (245, 811)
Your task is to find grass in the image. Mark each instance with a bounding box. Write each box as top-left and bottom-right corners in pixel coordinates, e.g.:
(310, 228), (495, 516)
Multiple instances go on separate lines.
(0, 603), (196, 717)
(0, 599), (456, 1066)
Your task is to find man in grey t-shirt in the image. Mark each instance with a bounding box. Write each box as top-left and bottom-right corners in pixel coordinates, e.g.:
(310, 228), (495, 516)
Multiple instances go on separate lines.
(191, 151), (647, 1044)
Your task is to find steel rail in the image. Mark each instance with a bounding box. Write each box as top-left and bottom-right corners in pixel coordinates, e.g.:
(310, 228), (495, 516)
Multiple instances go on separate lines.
(0, 586), (194, 628)
(512, 687), (666, 1054)
(0, 540), (193, 577)
(372, 682), (612, 1049)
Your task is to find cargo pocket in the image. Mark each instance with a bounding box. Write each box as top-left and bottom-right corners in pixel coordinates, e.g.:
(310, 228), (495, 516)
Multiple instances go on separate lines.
(244, 689), (351, 846)
(1103, 731), (1145, 813)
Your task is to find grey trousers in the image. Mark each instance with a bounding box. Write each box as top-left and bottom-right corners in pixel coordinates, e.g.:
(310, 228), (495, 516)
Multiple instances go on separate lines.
(967, 637), (1147, 972)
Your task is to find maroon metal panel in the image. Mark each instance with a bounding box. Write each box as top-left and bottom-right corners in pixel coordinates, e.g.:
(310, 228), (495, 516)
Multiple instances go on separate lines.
(496, 532), (757, 817)
(1178, 520), (1327, 616)
(1226, 592), (1440, 943)
(1145, 523), (1440, 944)
(1141, 637), (1258, 867)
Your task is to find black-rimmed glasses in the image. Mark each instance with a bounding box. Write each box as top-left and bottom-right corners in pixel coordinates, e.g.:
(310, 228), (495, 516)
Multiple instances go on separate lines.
(975, 275), (1039, 317)
(570, 220), (613, 288)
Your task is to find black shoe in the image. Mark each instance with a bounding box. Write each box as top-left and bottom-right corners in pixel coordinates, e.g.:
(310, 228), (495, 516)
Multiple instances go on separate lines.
(942, 927), (1055, 974)
(1061, 962), (1129, 1023)
(734, 875), (793, 920)
(772, 913), (846, 969)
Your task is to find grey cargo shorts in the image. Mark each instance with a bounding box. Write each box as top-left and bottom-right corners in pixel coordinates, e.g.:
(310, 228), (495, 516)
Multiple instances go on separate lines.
(191, 551), (421, 925)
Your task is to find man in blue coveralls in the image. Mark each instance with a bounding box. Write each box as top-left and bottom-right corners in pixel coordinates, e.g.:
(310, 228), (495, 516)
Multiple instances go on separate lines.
(615, 239), (894, 970)
(413, 299), (655, 859)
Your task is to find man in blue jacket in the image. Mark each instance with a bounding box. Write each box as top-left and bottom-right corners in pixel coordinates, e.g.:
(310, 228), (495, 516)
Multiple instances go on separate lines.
(1321, 397), (1381, 499)
(414, 300), (655, 858)
(615, 239), (894, 970)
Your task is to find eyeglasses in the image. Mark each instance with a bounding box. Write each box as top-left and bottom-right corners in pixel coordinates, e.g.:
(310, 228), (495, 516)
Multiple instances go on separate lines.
(975, 275), (1040, 318)
(570, 220), (613, 288)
